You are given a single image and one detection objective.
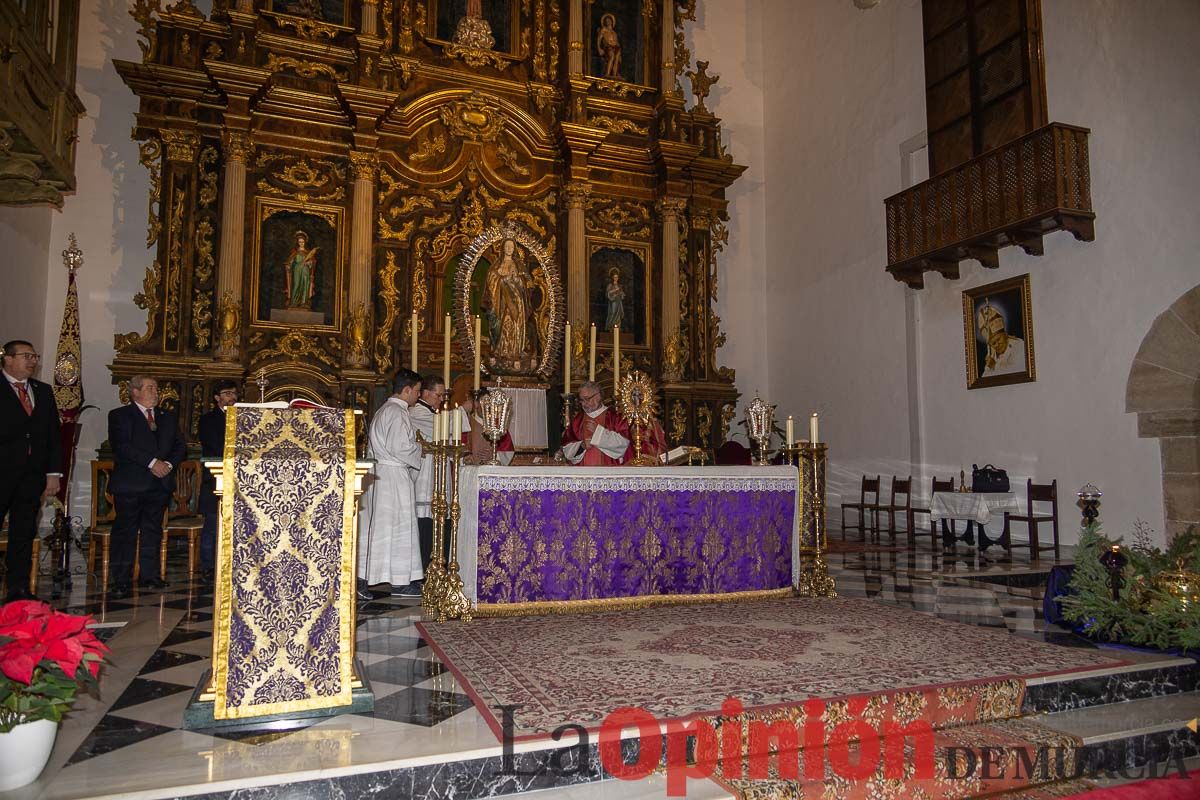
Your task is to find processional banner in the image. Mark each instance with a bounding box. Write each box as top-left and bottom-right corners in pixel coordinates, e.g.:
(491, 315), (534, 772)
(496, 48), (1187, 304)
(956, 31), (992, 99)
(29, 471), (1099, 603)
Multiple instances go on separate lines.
(211, 407), (357, 719)
(462, 466), (798, 613)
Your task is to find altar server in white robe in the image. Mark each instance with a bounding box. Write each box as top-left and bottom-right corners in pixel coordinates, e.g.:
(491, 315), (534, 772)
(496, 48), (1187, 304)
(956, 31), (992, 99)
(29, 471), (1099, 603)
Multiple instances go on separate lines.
(357, 368), (424, 594)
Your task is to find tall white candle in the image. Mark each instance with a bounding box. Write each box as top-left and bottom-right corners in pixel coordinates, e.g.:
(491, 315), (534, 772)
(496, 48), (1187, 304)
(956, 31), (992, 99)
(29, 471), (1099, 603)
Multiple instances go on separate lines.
(410, 311), (418, 372)
(443, 313), (452, 389)
(613, 324), (620, 387)
(473, 315), (482, 392)
(786, 416), (794, 448)
(433, 410), (441, 443)
(588, 324), (597, 382)
(810, 413), (819, 445)
(453, 404), (462, 440)
(564, 321), (572, 394)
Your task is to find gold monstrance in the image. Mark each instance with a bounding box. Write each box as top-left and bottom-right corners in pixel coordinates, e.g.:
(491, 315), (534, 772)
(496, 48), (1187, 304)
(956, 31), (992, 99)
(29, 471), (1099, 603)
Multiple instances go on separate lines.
(617, 371), (659, 467)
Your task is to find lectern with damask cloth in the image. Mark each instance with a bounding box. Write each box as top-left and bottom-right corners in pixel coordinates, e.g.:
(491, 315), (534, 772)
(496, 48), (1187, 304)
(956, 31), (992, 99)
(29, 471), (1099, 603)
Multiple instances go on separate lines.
(183, 406), (374, 729)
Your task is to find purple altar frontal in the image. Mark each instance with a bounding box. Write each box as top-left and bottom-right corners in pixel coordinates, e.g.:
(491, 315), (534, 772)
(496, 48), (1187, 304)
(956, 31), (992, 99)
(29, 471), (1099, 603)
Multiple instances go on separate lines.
(457, 466), (799, 614)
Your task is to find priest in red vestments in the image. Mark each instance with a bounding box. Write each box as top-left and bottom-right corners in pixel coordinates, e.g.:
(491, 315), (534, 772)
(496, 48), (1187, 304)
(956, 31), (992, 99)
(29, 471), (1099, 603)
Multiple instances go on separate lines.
(559, 381), (630, 466)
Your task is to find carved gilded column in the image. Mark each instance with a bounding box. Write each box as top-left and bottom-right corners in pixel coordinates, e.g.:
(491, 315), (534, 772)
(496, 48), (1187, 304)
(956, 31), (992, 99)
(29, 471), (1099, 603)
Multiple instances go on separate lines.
(661, 0), (675, 93)
(361, 0), (378, 36)
(564, 181), (592, 326)
(568, 0), (583, 74)
(214, 130), (251, 362)
(657, 197), (686, 379)
(346, 151), (378, 369)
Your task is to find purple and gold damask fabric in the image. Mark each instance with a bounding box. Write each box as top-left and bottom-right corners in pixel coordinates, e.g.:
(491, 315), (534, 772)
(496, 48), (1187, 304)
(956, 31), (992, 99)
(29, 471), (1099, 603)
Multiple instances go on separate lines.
(211, 407), (357, 719)
(474, 472), (796, 606)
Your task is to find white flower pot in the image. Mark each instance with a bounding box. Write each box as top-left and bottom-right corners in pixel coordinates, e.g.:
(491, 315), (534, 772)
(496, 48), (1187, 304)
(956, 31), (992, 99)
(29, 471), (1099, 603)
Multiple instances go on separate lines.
(0, 718), (58, 790)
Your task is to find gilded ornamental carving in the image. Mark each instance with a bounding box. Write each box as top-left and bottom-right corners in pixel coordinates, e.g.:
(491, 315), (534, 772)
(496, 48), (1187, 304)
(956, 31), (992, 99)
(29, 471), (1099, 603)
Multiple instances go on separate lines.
(112, 0), (745, 451)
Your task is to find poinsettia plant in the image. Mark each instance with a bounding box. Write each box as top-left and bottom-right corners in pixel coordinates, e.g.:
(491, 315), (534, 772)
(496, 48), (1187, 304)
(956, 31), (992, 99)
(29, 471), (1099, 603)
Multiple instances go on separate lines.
(0, 601), (109, 733)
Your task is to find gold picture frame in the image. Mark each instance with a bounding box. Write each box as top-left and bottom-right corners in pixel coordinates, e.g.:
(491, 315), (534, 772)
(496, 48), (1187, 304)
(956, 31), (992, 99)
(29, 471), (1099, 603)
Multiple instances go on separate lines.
(251, 198), (345, 331)
(962, 273), (1036, 390)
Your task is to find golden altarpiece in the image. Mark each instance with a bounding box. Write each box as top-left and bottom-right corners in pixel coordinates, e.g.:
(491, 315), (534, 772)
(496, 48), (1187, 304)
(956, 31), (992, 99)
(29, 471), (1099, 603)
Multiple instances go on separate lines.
(110, 0), (744, 452)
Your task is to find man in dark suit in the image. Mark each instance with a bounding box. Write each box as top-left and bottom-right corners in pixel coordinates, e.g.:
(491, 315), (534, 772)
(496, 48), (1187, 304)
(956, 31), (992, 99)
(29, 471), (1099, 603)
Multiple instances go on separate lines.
(107, 374), (185, 598)
(0, 340), (62, 601)
(198, 379), (238, 584)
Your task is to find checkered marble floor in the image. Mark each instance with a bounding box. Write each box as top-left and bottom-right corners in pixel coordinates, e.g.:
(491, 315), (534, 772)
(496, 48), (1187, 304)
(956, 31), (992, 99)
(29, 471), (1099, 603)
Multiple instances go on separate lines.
(1, 528), (1162, 800)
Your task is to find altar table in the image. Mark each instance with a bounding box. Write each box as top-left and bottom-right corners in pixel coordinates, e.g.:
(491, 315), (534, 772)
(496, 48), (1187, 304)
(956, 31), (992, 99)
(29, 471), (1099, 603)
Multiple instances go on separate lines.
(456, 466), (799, 613)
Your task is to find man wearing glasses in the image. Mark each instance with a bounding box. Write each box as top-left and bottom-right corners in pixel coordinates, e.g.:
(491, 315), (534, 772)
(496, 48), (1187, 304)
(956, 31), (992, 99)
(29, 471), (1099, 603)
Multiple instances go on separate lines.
(0, 341), (61, 601)
(107, 375), (186, 598)
(559, 381), (630, 466)
(198, 380), (239, 585)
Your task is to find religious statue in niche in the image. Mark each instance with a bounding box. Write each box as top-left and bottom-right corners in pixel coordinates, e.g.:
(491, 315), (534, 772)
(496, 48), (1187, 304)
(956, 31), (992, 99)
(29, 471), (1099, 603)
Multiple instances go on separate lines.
(283, 230), (319, 310)
(588, 0), (642, 84)
(589, 244), (647, 345)
(604, 268), (625, 330)
(962, 273), (1036, 390)
(437, 0), (512, 53)
(455, 223), (562, 379)
(596, 13), (621, 78)
(485, 238), (536, 364)
(256, 203), (341, 328)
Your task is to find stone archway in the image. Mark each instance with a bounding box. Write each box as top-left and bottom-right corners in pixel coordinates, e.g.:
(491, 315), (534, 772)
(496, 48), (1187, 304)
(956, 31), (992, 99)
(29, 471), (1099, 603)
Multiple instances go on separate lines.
(1126, 285), (1200, 542)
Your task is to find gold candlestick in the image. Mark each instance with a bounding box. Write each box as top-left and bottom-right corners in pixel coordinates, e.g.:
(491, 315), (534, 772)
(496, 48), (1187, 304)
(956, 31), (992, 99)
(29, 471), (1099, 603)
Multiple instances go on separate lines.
(422, 433), (448, 615)
(438, 439), (474, 622)
(795, 442), (836, 598)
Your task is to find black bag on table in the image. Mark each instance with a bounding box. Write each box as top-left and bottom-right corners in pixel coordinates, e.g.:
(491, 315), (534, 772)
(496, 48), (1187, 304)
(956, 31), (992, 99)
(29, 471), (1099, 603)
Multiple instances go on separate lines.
(971, 463), (1010, 493)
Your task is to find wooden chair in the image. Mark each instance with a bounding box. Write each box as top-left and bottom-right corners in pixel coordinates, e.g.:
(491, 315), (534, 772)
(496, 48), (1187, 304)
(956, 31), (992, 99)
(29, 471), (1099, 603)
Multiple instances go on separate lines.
(162, 460), (204, 580)
(0, 522), (40, 596)
(917, 476), (955, 550)
(879, 476), (913, 541)
(87, 461), (139, 588)
(1004, 479), (1060, 562)
(840, 476), (881, 540)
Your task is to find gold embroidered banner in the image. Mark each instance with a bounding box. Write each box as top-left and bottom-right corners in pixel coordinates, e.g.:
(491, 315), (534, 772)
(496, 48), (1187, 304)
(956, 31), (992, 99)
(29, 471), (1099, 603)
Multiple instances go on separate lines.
(212, 407), (357, 719)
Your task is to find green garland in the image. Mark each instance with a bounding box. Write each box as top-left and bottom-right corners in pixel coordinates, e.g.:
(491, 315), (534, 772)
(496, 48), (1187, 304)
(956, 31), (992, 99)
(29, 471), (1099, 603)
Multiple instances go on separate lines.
(1059, 523), (1200, 652)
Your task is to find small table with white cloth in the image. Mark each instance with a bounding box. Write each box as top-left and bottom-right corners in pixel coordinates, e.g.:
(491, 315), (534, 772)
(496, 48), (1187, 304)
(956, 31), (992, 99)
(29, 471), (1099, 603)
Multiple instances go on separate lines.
(929, 491), (1020, 551)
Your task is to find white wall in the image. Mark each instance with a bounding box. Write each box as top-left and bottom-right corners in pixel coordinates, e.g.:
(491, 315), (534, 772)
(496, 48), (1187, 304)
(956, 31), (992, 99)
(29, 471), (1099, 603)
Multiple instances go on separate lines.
(40, 0), (149, 520)
(685, 0), (769, 407)
(0, 206), (53, 350)
(760, 0), (924, 492)
(754, 0), (1200, 546)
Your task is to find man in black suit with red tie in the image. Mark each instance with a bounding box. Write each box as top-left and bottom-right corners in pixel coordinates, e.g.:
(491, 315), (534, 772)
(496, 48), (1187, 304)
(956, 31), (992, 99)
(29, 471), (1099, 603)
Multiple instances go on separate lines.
(0, 340), (62, 601)
(107, 374), (186, 598)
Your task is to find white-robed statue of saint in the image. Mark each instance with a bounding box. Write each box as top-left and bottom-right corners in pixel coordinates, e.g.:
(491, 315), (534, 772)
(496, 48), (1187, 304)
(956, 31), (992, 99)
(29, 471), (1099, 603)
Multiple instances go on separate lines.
(357, 369), (425, 590)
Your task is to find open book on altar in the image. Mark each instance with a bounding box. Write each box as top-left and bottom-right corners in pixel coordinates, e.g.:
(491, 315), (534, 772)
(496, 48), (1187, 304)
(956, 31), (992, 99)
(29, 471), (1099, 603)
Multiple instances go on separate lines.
(660, 446), (692, 465)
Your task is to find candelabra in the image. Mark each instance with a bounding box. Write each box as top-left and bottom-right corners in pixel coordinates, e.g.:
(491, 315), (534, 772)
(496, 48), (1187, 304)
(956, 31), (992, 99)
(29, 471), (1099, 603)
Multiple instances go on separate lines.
(746, 396), (774, 466)
(438, 437), (474, 622)
(421, 434), (448, 616)
(791, 442), (836, 598)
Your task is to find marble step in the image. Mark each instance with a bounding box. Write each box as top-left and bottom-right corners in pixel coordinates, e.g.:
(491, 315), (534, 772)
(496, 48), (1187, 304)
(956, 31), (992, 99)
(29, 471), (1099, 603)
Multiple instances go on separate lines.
(1023, 653), (1200, 714)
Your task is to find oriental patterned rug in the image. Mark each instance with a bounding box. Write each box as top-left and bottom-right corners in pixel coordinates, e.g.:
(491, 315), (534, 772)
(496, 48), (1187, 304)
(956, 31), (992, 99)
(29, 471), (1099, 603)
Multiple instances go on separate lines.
(417, 597), (1127, 742)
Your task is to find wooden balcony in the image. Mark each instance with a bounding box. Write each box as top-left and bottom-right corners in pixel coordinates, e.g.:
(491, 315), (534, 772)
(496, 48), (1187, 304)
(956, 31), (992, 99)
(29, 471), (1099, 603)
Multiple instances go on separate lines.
(885, 123), (1095, 289)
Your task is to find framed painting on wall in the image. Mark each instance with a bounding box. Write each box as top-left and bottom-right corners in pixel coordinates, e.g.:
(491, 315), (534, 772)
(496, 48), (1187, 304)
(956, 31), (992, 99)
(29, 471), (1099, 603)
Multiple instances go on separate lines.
(588, 239), (650, 347)
(252, 198), (344, 330)
(962, 274), (1036, 390)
